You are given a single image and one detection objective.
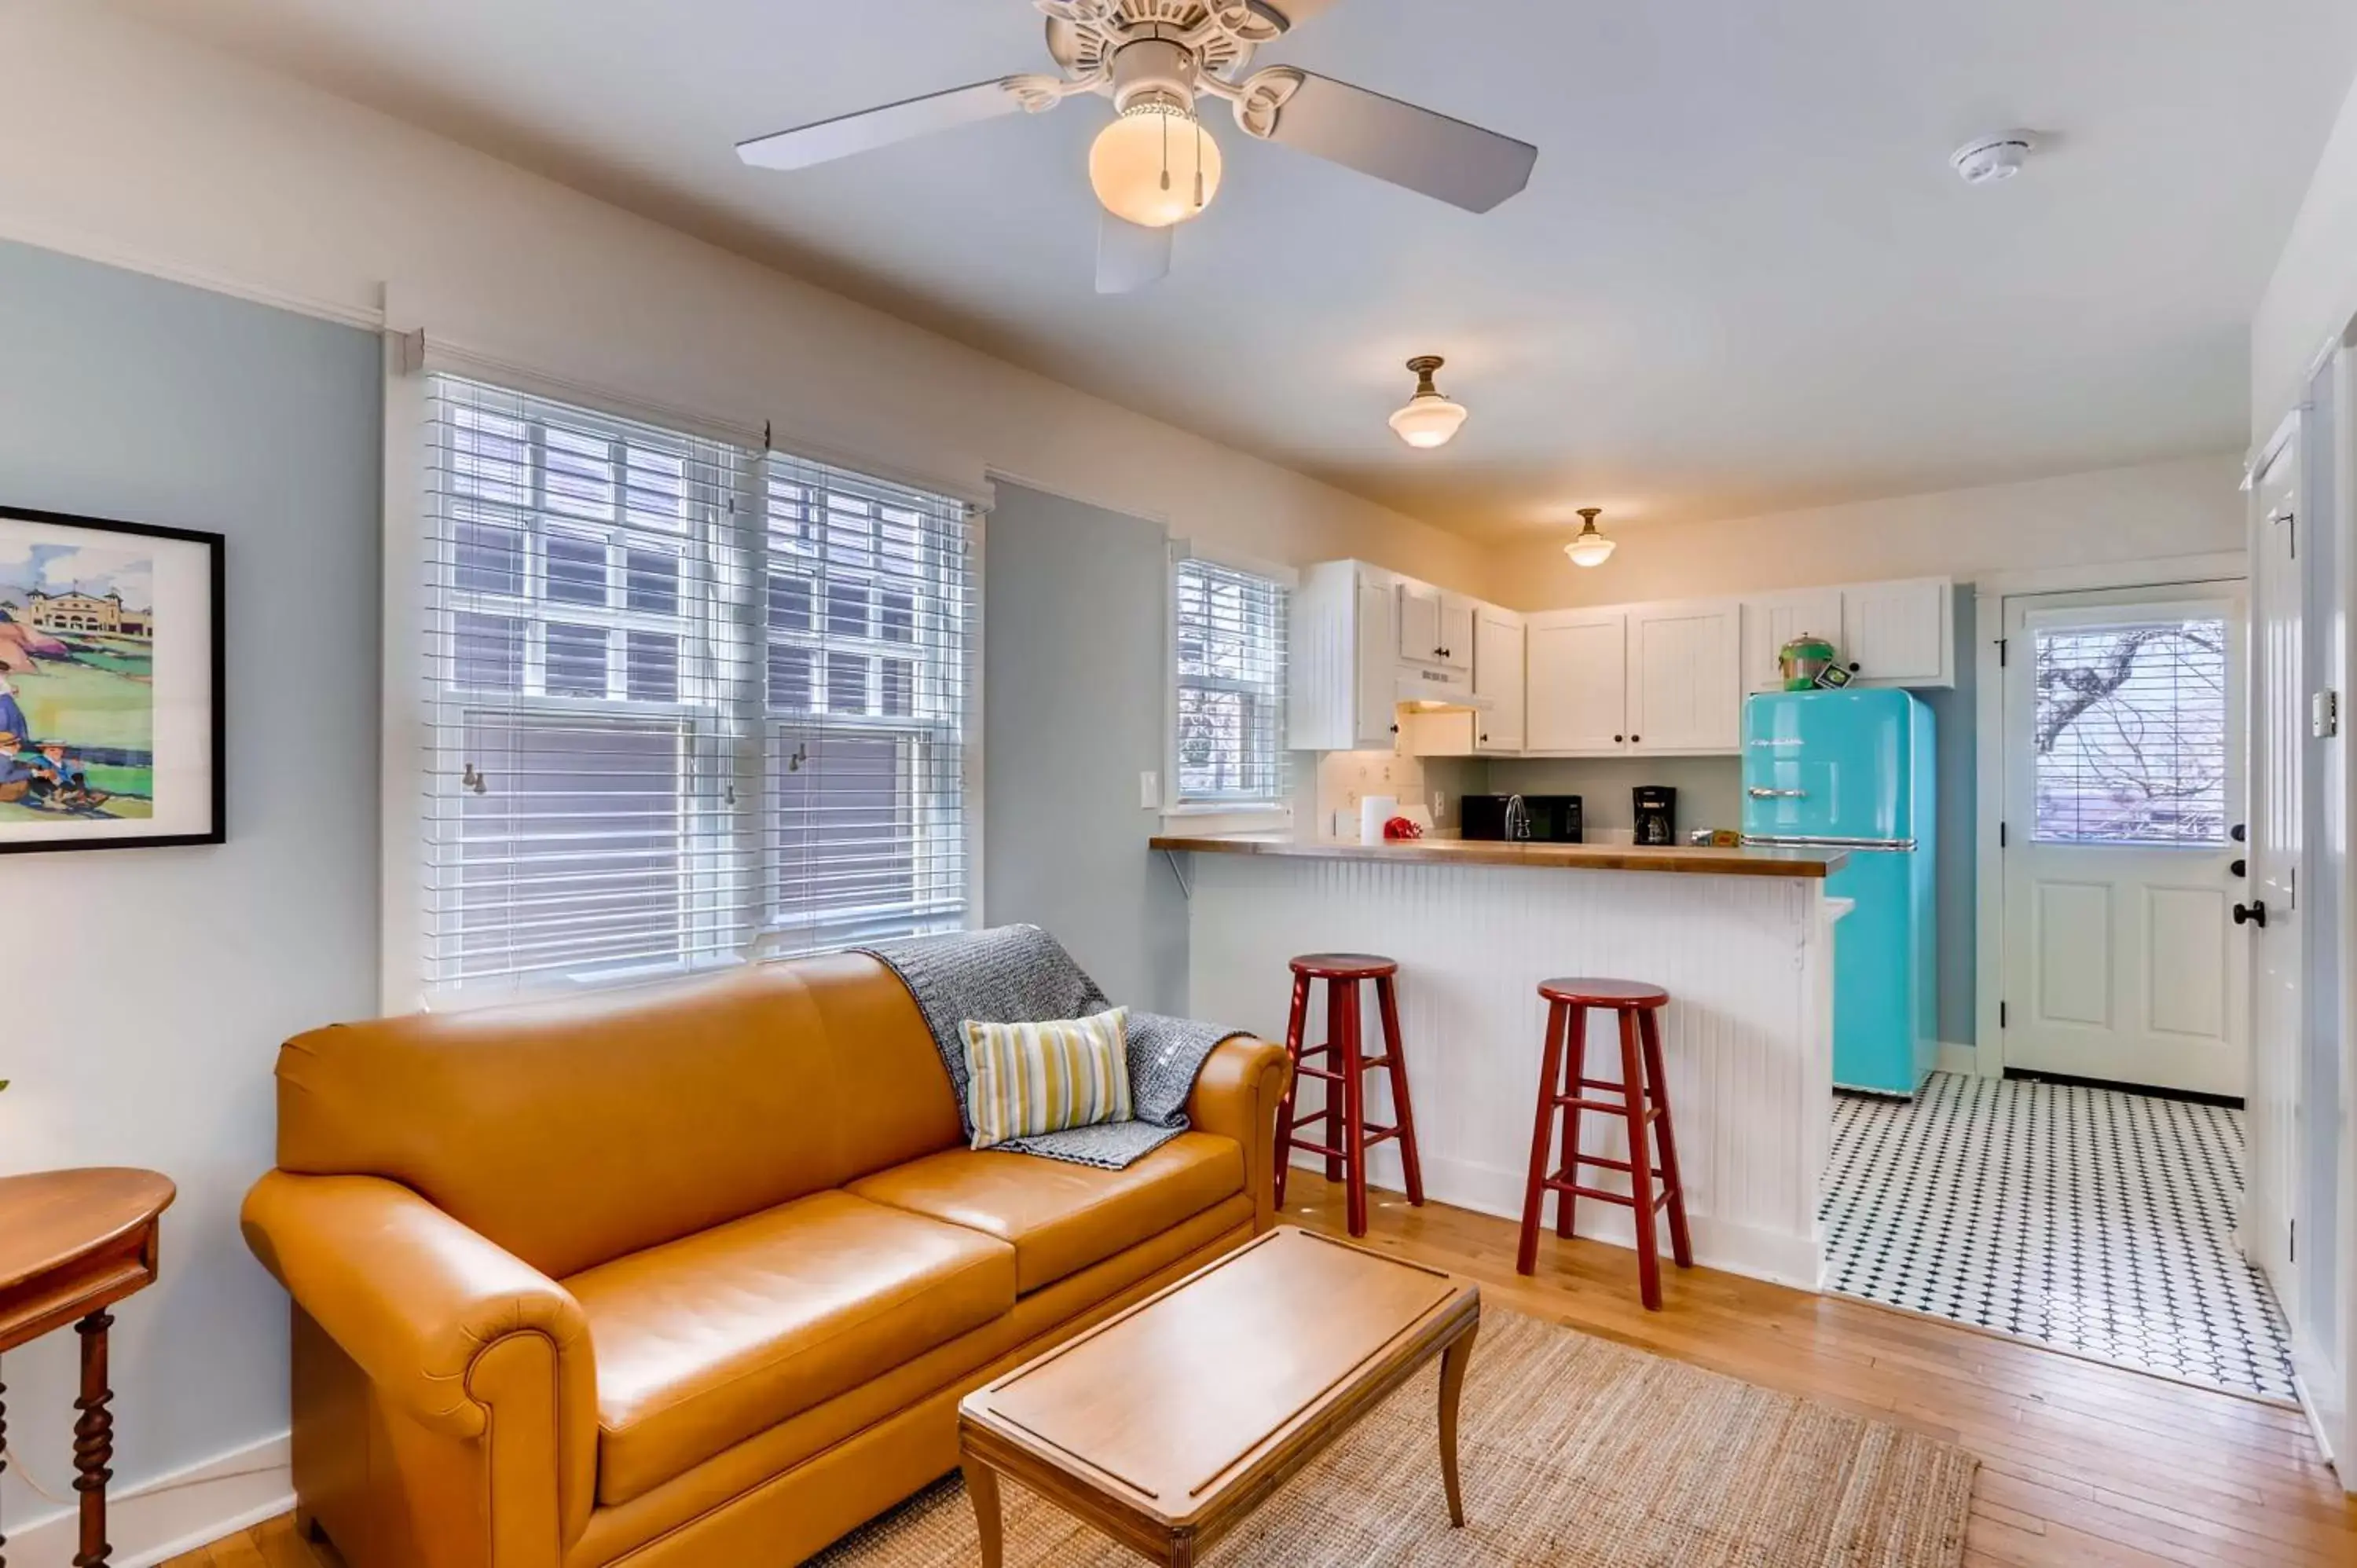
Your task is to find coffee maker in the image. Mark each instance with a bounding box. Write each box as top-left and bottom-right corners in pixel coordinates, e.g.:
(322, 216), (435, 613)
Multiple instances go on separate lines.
(1633, 786), (1677, 847)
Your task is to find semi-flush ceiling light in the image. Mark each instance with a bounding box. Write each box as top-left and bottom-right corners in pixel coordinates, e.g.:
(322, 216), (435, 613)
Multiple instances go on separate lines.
(1091, 96), (1223, 229)
(1564, 507), (1617, 568)
(1388, 356), (1468, 449)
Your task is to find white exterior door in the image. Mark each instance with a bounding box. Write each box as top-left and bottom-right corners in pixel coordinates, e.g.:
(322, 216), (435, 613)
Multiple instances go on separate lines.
(2246, 438), (2304, 1298)
(1473, 610), (1525, 753)
(1628, 601), (1741, 753)
(1527, 610), (1627, 753)
(2000, 584), (2249, 1097)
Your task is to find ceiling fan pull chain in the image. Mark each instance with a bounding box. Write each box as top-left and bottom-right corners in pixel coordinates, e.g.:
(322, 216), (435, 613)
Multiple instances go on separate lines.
(1195, 119), (1207, 209)
(1160, 103), (1172, 192)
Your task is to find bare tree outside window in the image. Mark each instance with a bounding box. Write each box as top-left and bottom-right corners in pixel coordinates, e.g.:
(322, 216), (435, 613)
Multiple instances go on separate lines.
(2033, 618), (2227, 845)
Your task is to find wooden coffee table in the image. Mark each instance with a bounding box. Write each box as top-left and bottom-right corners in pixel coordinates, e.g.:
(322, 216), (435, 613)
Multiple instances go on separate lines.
(958, 1225), (1479, 1567)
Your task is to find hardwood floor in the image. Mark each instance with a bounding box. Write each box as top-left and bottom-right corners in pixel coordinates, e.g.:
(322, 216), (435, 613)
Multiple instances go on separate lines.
(174, 1175), (2357, 1568)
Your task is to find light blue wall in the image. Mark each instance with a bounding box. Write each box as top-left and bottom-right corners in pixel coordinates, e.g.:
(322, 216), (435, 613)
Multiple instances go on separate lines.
(0, 240), (381, 1527)
(983, 482), (1187, 1013)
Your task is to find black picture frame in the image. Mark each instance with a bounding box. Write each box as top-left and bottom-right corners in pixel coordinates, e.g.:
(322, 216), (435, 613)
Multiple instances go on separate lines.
(0, 504), (225, 855)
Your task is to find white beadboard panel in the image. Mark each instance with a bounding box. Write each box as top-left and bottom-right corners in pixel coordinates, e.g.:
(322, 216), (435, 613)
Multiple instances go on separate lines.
(1187, 855), (1834, 1289)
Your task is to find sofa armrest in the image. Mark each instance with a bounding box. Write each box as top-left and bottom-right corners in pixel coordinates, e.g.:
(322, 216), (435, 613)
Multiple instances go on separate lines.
(242, 1171), (599, 1555)
(1186, 1037), (1293, 1232)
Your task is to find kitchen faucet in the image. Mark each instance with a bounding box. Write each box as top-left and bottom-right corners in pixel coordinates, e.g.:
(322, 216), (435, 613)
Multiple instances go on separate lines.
(1504, 793), (1530, 841)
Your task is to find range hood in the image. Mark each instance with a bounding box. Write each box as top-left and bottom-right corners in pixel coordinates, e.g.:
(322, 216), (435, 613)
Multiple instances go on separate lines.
(1394, 667), (1490, 712)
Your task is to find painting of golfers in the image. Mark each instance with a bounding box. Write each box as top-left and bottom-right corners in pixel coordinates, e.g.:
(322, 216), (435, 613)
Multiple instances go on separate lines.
(0, 531), (156, 823)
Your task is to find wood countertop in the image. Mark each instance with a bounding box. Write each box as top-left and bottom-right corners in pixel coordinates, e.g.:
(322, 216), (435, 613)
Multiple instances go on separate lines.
(1149, 833), (1846, 879)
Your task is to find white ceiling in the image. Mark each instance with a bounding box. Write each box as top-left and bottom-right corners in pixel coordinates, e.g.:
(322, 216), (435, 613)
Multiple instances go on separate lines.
(108, 0), (2357, 538)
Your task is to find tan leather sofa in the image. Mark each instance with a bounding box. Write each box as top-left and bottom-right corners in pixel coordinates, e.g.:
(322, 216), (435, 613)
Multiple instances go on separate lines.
(241, 951), (1290, 1568)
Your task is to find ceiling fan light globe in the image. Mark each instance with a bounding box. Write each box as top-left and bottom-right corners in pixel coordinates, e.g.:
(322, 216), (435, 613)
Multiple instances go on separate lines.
(1388, 394), (1468, 449)
(1564, 529), (1617, 568)
(1090, 103), (1222, 229)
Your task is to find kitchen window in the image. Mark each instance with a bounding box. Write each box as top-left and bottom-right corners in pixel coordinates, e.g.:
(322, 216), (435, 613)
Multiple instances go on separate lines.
(1172, 552), (1290, 809)
(419, 376), (974, 999)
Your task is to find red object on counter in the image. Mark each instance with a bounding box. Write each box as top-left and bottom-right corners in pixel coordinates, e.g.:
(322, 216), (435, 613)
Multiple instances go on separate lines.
(1382, 816), (1425, 840)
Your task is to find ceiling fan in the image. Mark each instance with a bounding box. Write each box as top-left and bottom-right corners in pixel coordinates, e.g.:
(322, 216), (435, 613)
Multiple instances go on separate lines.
(736, 0), (1539, 295)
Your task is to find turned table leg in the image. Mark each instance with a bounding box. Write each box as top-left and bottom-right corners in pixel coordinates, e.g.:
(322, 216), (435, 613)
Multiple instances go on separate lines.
(73, 1311), (113, 1568)
(1438, 1321), (1477, 1528)
(964, 1460), (1004, 1568)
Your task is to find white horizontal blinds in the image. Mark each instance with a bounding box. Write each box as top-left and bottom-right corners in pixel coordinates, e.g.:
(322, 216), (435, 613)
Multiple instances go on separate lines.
(761, 452), (975, 948)
(2033, 616), (2229, 845)
(1175, 555), (1288, 804)
(421, 377), (758, 995)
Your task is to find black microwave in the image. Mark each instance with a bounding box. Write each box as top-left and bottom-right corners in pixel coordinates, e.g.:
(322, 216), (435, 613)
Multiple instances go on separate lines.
(1462, 793), (1584, 843)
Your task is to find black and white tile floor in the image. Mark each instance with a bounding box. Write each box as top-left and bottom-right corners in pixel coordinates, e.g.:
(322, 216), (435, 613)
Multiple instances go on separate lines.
(1821, 1072), (2297, 1403)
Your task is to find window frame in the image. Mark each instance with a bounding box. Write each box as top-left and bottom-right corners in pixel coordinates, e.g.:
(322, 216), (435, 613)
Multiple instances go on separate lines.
(1164, 541), (1296, 828)
(398, 371), (982, 1011)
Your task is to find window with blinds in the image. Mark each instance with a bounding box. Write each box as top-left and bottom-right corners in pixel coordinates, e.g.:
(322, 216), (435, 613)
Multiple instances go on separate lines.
(420, 376), (974, 998)
(2033, 616), (2228, 845)
(1173, 555), (1289, 806)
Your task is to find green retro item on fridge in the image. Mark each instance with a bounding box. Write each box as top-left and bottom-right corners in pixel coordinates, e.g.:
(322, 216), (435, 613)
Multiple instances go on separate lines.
(1778, 633), (1841, 690)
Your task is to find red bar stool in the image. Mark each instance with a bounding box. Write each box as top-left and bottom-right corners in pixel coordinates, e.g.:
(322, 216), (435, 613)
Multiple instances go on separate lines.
(1274, 953), (1427, 1236)
(1516, 978), (1693, 1310)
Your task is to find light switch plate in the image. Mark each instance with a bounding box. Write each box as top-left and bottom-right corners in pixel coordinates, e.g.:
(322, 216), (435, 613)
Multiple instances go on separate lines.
(1139, 771), (1160, 810)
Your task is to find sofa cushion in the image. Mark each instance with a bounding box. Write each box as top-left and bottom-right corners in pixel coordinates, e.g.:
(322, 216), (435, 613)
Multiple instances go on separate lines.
(274, 952), (964, 1279)
(845, 1133), (1244, 1295)
(569, 1190), (1014, 1507)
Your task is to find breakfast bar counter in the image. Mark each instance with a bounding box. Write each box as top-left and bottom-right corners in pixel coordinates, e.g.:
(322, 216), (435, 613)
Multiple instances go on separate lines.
(1152, 832), (1843, 1290)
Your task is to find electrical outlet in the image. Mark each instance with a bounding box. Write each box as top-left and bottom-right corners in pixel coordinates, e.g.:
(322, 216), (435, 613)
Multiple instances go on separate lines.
(1139, 771), (1160, 810)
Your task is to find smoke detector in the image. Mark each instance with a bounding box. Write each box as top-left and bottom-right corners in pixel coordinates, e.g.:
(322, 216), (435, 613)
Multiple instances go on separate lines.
(1951, 133), (2036, 186)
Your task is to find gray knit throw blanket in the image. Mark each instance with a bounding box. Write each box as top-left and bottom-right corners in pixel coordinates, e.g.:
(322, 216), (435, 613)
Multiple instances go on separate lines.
(857, 925), (1248, 1170)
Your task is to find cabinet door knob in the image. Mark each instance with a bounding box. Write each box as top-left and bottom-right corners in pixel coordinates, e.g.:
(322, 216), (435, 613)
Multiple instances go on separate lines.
(1614, 735), (1625, 743)
(1630, 735), (1641, 743)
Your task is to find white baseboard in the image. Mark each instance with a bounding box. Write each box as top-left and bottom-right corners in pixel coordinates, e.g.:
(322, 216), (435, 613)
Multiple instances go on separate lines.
(5, 1430), (291, 1568)
(1288, 1149), (1826, 1291)
(1936, 1041), (1982, 1076)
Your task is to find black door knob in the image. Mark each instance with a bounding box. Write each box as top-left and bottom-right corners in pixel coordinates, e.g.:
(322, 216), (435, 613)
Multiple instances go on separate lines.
(2231, 859), (2247, 878)
(2231, 823), (2248, 843)
(2234, 901), (2267, 928)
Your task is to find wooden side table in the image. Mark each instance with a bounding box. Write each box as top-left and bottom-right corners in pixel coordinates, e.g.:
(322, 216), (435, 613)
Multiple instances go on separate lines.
(0, 1168), (176, 1568)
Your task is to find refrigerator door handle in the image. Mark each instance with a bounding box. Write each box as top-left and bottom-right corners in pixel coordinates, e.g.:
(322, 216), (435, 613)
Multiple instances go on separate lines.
(1747, 787), (1809, 799)
(1743, 833), (1917, 852)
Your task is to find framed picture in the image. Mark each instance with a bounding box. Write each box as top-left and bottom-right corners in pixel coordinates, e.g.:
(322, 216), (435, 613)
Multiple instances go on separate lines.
(0, 506), (224, 853)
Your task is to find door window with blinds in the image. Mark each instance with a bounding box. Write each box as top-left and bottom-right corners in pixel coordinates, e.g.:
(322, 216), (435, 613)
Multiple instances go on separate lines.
(1172, 555), (1289, 807)
(420, 377), (973, 998)
(2032, 614), (2230, 845)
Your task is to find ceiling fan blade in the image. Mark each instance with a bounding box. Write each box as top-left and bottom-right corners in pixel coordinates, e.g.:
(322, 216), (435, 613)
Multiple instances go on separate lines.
(1265, 72), (1537, 212)
(737, 80), (1021, 172)
(1097, 214), (1174, 295)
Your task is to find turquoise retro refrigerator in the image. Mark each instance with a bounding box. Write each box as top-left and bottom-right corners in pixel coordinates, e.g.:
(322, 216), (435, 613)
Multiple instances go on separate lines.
(1742, 690), (1937, 1097)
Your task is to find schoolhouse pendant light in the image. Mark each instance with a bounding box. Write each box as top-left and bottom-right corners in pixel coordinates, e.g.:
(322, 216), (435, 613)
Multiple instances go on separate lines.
(1387, 356), (1469, 450)
(1564, 507), (1618, 568)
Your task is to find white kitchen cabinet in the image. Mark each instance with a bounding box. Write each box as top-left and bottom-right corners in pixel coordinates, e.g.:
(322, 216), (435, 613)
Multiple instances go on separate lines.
(1438, 595), (1478, 674)
(1628, 601), (1741, 753)
(1396, 582), (1443, 665)
(1473, 609), (1525, 753)
(1292, 561), (1483, 751)
(1742, 589), (1848, 692)
(1526, 610), (1629, 753)
(1354, 575), (1401, 746)
(1842, 577), (1952, 686)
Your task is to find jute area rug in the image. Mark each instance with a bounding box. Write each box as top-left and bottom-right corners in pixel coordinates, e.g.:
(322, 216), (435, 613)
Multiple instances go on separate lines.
(814, 1310), (1978, 1567)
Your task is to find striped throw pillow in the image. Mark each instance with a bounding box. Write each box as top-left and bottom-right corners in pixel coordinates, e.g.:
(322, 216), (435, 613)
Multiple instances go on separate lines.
(962, 1009), (1135, 1151)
